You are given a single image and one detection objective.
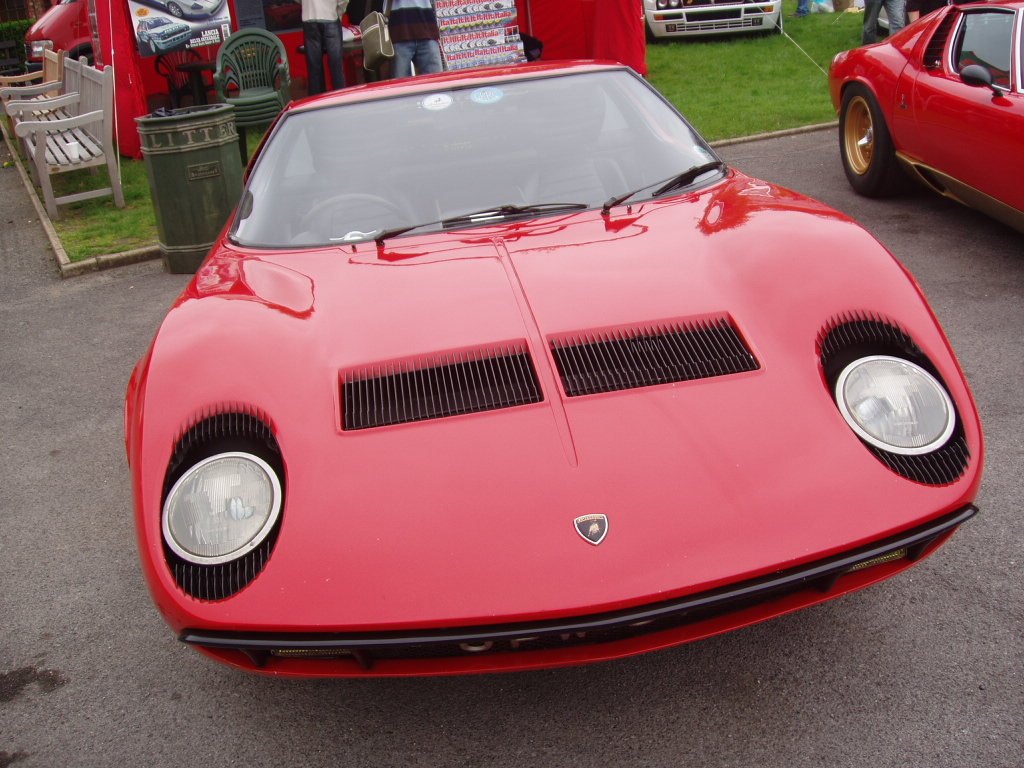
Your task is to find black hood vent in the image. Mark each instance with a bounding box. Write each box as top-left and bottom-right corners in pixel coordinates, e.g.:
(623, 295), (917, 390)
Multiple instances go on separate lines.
(342, 342), (542, 430)
(551, 317), (758, 397)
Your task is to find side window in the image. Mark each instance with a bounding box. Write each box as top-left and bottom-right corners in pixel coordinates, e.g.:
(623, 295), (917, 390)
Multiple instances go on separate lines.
(952, 11), (1014, 89)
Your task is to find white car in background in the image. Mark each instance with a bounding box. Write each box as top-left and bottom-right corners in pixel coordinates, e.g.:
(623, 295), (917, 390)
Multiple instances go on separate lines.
(644, 0), (783, 39)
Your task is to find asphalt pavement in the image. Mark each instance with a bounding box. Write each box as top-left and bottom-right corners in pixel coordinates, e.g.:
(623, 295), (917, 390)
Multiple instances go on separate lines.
(1, 128), (1021, 768)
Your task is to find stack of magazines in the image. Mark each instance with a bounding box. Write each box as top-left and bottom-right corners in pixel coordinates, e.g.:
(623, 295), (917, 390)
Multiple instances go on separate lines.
(435, 0), (527, 71)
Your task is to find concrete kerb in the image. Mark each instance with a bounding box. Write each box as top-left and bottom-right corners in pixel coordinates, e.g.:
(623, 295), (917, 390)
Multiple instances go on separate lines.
(709, 120), (837, 148)
(2, 116), (839, 279)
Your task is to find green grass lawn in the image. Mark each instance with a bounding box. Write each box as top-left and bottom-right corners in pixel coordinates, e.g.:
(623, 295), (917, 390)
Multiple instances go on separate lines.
(47, 157), (158, 260)
(40, 4), (864, 262)
(647, 0), (864, 139)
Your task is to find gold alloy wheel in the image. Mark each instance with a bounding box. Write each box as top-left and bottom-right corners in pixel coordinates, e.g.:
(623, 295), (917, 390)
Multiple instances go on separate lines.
(844, 95), (874, 176)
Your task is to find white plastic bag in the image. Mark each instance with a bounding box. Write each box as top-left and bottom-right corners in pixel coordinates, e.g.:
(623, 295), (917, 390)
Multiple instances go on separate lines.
(812, 0), (834, 12)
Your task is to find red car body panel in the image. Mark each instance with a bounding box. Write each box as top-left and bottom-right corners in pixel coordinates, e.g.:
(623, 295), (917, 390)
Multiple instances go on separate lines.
(24, 0), (91, 68)
(829, 2), (1024, 223)
(127, 63), (983, 676)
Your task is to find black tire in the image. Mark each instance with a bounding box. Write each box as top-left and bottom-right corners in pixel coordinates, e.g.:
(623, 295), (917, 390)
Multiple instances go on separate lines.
(839, 83), (908, 197)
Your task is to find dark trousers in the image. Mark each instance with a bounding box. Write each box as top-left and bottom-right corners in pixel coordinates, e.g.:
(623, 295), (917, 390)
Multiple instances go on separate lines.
(303, 20), (345, 95)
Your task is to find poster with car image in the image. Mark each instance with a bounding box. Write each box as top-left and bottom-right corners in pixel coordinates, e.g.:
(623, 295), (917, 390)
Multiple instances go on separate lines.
(128, 0), (233, 57)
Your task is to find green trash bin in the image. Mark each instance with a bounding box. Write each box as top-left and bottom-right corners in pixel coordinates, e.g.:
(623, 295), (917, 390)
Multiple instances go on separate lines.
(136, 104), (244, 274)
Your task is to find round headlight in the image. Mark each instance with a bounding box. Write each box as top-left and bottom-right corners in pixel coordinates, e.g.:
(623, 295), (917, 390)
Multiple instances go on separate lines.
(162, 452), (282, 565)
(835, 355), (955, 455)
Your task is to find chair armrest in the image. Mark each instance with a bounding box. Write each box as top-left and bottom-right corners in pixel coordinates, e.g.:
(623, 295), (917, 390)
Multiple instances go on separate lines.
(0, 79), (61, 101)
(0, 71), (44, 87)
(14, 108), (103, 138)
(4, 90), (81, 116)
(275, 64), (291, 98)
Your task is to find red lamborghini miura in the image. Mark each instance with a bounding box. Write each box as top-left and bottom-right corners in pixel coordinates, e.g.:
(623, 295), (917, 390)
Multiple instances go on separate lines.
(126, 62), (983, 677)
(829, 1), (1024, 233)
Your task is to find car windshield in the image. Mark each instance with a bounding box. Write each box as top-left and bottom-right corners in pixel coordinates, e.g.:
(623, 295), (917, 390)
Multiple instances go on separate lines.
(232, 69), (719, 248)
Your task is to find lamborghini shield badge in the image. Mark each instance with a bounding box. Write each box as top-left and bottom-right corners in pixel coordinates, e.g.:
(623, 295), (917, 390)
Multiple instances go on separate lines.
(574, 514), (608, 545)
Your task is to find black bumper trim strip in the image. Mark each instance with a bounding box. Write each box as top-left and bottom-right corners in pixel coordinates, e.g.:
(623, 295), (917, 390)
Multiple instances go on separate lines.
(182, 504), (976, 655)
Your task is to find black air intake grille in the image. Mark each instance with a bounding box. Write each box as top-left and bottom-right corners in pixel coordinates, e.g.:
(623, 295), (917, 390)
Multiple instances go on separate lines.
(551, 317), (758, 397)
(170, 535), (278, 603)
(923, 11), (957, 69)
(342, 343), (542, 430)
(869, 441), (971, 486)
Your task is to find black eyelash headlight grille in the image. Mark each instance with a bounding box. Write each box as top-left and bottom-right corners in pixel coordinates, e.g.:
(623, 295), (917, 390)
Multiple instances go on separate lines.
(161, 407), (284, 601)
(817, 314), (969, 486)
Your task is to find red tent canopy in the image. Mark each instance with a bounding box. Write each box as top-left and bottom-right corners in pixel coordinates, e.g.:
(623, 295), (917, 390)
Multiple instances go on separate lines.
(96, 0), (647, 158)
(519, 0), (647, 76)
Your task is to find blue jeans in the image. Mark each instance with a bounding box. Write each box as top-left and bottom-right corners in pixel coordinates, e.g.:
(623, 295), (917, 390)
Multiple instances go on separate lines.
(795, 0), (810, 16)
(304, 20), (345, 95)
(862, 0), (906, 43)
(392, 39), (443, 78)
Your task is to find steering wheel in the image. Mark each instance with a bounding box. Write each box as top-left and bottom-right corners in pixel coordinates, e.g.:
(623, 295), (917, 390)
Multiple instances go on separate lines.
(298, 193), (408, 242)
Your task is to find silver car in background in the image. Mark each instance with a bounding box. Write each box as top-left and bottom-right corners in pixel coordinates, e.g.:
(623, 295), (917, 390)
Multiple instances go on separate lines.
(644, 0), (783, 38)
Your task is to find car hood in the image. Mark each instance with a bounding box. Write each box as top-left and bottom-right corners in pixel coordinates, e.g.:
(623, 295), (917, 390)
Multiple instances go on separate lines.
(129, 171), (982, 631)
(27, 2), (80, 41)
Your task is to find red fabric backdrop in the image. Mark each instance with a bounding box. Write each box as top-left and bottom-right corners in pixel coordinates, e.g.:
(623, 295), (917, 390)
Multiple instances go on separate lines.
(518, 0), (647, 76)
(100, 0), (647, 157)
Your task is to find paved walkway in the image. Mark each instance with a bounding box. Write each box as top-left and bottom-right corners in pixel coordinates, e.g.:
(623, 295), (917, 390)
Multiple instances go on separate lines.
(1, 128), (1020, 768)
(0, 138), (60, 292)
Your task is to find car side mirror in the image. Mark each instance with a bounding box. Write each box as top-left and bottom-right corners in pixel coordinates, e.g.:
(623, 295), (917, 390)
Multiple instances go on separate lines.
(960, 63), (1001, 96)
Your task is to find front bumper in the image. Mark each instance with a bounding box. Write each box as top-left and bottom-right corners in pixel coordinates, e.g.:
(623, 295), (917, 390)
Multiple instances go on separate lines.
(182, 504), (976, 677)
(646, 3), (781, 37)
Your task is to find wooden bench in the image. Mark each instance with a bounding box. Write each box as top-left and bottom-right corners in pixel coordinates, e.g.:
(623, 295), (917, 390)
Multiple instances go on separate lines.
(0, 48), (64, 114)
(0, 40), (20, 76)
(6, 56), (124, 220)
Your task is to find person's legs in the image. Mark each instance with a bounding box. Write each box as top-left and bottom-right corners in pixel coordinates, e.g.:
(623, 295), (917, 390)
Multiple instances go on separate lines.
(392, 40), (415, 79)
(323, 20), (345, 90)
(304, 21), (326, 95)
(795, 0), (810, 17)
(862, 0), (882, 43)
(411, 39), (443, 75)
(885, 0), (906, 33)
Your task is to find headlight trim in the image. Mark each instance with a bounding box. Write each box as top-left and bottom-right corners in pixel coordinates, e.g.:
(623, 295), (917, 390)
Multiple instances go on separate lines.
(834, 354), (956, 456)
(162, 450), (283, 566)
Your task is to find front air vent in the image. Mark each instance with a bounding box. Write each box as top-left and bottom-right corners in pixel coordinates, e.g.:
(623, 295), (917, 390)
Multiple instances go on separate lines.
(165, 407), (279, 493)
(341, 343), (542, 430)
(817, 312), (924, 382)
(551, 317), (758, 397)
(171, 537), (278, 603)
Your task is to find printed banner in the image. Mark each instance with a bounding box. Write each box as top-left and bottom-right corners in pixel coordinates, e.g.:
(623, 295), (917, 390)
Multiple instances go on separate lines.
(127, 0), (232, 58)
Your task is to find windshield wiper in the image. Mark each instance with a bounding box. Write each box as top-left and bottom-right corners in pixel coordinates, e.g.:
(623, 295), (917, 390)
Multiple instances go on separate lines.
(370, 202), (589, 245)
(601, 161), (726, 215)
